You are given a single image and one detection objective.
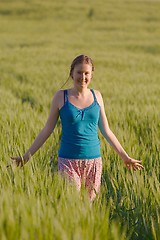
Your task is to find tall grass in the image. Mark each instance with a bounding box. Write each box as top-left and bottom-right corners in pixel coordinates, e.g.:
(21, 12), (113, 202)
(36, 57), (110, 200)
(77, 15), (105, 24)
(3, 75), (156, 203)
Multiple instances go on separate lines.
(0, 0), (160, 239)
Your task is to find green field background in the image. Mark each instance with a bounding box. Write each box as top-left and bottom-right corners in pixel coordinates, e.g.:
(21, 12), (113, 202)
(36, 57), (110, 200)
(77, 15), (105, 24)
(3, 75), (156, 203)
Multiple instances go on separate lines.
(0, 0), (160, 239)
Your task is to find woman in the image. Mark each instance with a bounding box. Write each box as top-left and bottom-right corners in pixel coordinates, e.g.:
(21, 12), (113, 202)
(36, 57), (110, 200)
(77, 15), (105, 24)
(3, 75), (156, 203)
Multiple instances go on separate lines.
(11, 54), (144, 201)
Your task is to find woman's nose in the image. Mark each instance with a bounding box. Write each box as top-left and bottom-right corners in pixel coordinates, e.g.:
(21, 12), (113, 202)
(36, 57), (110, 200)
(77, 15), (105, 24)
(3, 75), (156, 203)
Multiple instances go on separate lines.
(81, 73), (85, 79)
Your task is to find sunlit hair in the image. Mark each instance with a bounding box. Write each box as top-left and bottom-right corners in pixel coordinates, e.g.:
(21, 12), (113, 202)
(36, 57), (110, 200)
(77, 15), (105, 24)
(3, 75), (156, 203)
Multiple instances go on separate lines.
(61, 54), (94, 89)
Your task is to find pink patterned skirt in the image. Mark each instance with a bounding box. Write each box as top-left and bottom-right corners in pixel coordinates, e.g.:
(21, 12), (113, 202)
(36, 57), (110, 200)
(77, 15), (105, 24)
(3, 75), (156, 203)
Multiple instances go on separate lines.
(58, 157), (102, 201)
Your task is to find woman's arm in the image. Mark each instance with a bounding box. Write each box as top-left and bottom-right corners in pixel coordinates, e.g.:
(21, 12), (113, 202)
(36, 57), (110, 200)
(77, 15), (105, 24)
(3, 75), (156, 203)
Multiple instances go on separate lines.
(11, 91), (63, 166)
(95, 90), (144, 171)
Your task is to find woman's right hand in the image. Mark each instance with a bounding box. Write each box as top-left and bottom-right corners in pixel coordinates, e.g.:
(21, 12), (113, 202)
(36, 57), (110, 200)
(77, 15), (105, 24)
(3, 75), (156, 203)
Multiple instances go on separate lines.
(10, 156), (27, 167)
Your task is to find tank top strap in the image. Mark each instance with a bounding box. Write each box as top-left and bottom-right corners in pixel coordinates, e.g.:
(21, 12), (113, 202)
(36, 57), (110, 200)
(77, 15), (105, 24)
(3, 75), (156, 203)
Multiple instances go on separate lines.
(91, 89), (97, 102)
(64, 89), (68, 103)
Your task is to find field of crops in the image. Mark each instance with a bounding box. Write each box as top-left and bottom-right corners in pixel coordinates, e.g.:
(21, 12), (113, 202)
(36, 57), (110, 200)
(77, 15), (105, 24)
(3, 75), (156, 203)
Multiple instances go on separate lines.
(0, 0), (160, 239)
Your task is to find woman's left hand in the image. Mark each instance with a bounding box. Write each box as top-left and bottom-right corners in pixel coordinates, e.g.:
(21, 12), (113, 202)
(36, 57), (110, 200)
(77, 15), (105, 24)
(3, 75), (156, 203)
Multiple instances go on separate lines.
(123, 157), (144, 171)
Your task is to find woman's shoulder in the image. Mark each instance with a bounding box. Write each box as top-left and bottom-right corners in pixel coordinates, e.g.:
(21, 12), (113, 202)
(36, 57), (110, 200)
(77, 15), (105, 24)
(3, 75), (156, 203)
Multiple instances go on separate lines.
(51, 90), (65, 109)
(92, 89), (103, 99)
(92, 89), (104, 106)
(53, 89), (65, 98)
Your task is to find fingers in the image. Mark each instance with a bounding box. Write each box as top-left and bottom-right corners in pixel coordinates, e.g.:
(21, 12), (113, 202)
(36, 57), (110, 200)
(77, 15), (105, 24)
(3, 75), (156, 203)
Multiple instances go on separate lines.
(132, 164), (144, 171)
(134, 160), (142, 163)
(132, 164), (141, 171)
(125, 161), (144, 171)
(134, 163), (144, 169)
(130, 159), (142, 164)
(126, 157), (144, 171)
(131, 160), (144, 170)
(10, 156), (25, 167)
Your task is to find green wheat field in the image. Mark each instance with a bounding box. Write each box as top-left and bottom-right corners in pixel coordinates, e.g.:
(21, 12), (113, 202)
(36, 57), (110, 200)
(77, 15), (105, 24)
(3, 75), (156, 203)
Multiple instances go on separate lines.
(0, 0), (160, 239)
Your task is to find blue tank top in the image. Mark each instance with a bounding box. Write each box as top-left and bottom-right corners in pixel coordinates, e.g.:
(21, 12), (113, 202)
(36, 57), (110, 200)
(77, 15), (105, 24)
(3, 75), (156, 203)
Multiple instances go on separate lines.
(58, 89), (101, 159)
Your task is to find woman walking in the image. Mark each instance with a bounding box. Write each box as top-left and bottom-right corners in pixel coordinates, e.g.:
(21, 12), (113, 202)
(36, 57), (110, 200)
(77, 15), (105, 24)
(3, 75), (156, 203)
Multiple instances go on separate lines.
(11, 54), (144, 201)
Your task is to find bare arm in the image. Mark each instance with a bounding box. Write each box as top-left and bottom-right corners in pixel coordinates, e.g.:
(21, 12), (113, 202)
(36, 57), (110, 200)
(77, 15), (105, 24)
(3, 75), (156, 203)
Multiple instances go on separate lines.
(11, 91), (62, 166)
(95, 90), (144, 171)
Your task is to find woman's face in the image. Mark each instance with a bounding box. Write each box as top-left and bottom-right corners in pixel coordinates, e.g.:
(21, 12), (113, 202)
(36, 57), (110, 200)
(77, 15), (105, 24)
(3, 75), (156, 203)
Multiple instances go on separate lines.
(71, 63), (93, 89)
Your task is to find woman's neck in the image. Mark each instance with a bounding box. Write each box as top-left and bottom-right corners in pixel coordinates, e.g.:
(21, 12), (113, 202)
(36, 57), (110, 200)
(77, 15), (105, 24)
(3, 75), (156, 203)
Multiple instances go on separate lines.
(71, 87), (90, 97)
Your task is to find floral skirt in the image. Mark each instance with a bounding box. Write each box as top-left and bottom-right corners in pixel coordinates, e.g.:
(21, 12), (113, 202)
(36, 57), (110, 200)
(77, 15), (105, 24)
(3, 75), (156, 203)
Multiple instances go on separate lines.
(58, 157), (102, 201)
